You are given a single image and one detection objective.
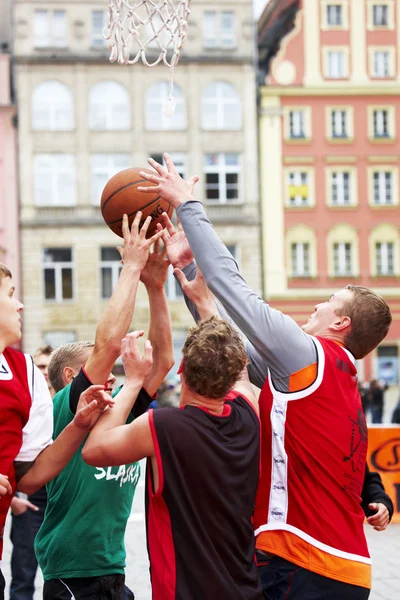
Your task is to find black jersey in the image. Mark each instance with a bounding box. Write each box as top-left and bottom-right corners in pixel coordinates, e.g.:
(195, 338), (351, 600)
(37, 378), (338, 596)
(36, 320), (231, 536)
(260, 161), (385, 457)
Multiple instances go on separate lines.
(145, 392), (262, 600)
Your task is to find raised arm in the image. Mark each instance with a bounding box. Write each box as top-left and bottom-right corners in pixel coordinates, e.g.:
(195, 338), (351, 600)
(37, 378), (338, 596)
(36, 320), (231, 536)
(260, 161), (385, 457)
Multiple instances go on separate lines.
(140, 240), (174, 396)
(84, 212), (163, 386)
(83, 332), (155, 467)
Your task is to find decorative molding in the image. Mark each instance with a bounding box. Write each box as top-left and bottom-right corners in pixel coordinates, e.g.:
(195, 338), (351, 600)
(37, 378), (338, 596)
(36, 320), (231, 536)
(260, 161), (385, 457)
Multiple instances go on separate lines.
(368, 155), (399, 163)
(283, 156), (314, 164)
(325, 156), (357, 164)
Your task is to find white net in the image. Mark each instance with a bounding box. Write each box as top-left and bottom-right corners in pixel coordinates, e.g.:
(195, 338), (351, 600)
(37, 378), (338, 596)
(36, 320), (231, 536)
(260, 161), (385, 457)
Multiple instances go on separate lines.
(103, 0), (191, 115)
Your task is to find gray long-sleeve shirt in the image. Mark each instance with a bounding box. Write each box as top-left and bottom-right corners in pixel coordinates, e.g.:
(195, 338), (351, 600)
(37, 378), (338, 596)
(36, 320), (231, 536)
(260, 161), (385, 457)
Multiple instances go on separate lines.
(176, 201), (318, 393)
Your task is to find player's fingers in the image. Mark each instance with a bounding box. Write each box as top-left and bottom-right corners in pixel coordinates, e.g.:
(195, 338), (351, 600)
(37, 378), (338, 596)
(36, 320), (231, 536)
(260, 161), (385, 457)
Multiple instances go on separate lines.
(81, 399), (98, 415)
(139, 170), (161, 184)
(147, 229), (164, 247)
(121, 214), (130, 239)
(174, 268), (188, 288)
(127, 330), (145, 341)
(0, 478), (12, 496)
(187, 175), (200, 192)
(148, 156), (167, 175)
(137, 185), (161, 194)
(163, 153), (178, 174)
(144, 340), (153, 363)
(161, 243), (168, 260)
(26, 501), (39, 511)
(131, 211), (142, 236)
(139, 216), (152, 238)
(161, 212), (176, 236)
(153, 238), (160, 254)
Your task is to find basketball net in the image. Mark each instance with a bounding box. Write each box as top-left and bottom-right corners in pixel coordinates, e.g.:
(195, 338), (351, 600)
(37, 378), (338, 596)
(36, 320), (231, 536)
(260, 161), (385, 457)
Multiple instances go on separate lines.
(103, 0), (191, 116)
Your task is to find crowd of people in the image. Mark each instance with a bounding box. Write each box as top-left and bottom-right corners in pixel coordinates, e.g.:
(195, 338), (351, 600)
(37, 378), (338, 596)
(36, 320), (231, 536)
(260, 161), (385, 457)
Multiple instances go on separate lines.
(0, 154), (397, 600)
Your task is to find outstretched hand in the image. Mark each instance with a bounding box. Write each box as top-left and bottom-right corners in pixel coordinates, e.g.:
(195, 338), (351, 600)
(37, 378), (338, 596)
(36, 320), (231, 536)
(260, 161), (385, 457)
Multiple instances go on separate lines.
(74, 385), (115, 431)
(121, 331), (153, 387)
(140, 239), (170, 290)
(117, 211), (164, 273)
(174, 268), (217, 319)
(155, 212), (194, 270)
(137, 154), (199, 208)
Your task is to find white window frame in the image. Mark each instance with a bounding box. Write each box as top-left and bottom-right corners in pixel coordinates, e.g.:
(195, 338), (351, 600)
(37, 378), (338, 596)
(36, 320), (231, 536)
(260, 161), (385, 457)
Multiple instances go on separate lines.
(331, 171), (351, 205)
(44, 330), (77, 348)
(92, 11), (106, 48)
(368, 166), (398, 206)
(376, 241), (395, 275)
(284, 107), (312, 141)
(367, 1), (394, 30)
(321, 0), (349, 29)
(34, 154), (76, 207)
(327, 4), (343, 26)
(373, 170), (393, 205)
(287, 170), (311, 206)
(204, 153), (241, 204)
(202, 11), (236, 49)
(331, 109), (348, 138)
(333, 242), (353, 276)
(34, 9), (67, 48)
(43, 247), (75, 303)
(91, 153), (131, 205)
(202, 81), (242, 131)
(325, 49), (348, 79)
(326, 106), (354, 140)
(100, 247), (122, 299)
(369, 46), (395, 78)
(165, 266), (184, 301)
(32, 81), (74, 131)
(145, 82), (186, 131)
(291, 242), (310, 277)
(89, 81), (131, 131)
(372, 108), (391, 138)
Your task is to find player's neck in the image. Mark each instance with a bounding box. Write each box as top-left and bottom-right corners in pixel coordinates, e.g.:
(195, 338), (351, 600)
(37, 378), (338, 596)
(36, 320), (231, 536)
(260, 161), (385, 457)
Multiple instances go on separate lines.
(180, 385), (225, 415)
(0, 338), (6, 355)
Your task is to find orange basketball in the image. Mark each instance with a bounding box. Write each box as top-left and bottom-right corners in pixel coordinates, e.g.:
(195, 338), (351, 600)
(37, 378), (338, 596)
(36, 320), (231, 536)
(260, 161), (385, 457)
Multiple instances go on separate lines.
(100, 167), (173, 238)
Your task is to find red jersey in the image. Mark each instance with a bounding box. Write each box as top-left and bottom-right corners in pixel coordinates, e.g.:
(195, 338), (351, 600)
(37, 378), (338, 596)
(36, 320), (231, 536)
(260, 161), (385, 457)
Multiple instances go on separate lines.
(0, 348), (33, 558)
(254, 337), (371, 589)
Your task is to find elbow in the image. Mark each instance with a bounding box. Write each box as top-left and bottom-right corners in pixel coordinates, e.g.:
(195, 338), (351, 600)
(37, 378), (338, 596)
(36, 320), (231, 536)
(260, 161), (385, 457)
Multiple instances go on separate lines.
(82, 444), (107, 467)
(17, 480), (40, 495)
(95, 329), (122, 357)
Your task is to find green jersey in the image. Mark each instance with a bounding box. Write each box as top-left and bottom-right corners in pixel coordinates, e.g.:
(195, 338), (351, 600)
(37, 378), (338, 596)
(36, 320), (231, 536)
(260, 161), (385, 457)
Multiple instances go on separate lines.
(35, 376), (145, 580)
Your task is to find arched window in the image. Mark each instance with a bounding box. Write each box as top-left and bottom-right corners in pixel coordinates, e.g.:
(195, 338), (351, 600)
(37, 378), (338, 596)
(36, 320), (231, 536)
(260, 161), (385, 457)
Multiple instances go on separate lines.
(286, 225), (317, 278)
(202, 81), (241, 130)
(327, 224), (359, 278)
(89, 81), (130, 131)
(369, 223), (399, 276)
(145, 82), (186, 130)
(32, 81), (74, 130)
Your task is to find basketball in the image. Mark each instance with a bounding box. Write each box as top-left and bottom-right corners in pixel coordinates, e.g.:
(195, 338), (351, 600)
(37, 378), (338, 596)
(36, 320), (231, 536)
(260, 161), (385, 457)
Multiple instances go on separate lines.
(100, 167), (173, 238)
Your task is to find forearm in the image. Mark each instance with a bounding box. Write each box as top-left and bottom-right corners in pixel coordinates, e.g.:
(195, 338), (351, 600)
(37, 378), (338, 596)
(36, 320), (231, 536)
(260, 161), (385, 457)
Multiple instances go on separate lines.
(83, 382), (142, 462)
(96, 264), (141, 349)
(177, 201), (317, 383)
(17, 422), (89, 494)
(144, 286), (174, 395)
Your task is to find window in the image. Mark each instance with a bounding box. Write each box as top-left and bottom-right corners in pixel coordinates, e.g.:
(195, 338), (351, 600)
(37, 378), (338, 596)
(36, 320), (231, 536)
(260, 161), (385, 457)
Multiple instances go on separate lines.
(373, 51), (390, 77)
(204, 153), (240, 204)
(373, 171), (393, 205)
(34, 154), (76, 206)
(32, 81), (74, 130)
(202, 82), (241, 130)
(327, 4), (342, 25)
(331, 171), (351, 205)
(89, 81), (130, 131)
(151, 153), (186, 179)
(92, 11), (106, 48)
(165, 267), (184, 300)
(327, 51), (345, 78)
(34, 10), (67, 48)
(376, 242), (394, 275)
(100, 247), (122, 299)
(373, 4), (388, 26)
(373, 109), (389, 138)
(288, 171), (310, 206)
(145, 82), (186, 131)
(289, 110), (305, 138)
(44, 330), (77, 348)
(333, 242), (353, 276)
(203, 11), (236, 49)
(91, 154), (131, 204)
(291, 243), (310, 277)
(331, 110), (348, 138)
(43, 248), (74, 301)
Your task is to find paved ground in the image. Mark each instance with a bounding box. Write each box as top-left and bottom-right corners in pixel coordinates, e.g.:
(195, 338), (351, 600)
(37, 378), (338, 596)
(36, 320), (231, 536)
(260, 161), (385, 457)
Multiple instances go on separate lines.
(2, 468), (399, 600)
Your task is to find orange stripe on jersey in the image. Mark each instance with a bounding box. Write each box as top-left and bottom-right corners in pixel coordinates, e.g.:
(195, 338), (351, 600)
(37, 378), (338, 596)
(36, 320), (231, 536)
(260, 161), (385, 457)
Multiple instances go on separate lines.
(256, 531), (371, 589)
(288, 362), (317, 393)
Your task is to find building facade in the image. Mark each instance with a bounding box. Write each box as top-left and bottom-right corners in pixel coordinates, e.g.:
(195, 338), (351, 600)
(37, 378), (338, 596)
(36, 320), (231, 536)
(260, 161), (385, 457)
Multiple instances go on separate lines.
(259, 0), (400, 383)
(13, 0), (261, 365)
(0, 5), (19, 295)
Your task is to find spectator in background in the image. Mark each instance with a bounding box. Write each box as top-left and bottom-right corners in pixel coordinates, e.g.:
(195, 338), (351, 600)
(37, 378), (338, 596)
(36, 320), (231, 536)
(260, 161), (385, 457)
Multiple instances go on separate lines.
(9, 346), (54, 600)
(368, 379), (386, 424)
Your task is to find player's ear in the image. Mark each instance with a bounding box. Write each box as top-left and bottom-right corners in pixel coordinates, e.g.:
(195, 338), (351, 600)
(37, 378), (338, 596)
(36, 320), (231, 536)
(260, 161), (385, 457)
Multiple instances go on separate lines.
(63, 366), (75, 386)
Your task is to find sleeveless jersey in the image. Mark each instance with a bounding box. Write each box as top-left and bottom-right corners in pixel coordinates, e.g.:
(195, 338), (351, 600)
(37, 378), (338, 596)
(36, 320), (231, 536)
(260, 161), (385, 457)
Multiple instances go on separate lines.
(254, 337), (371, 589)
(145, 393), (263, 600)
(0, 348), (32, 559)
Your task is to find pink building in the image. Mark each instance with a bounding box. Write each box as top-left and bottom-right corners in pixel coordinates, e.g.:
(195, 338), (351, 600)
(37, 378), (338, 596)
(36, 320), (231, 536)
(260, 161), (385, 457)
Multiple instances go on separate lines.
(258, 0), (400, 383)
(0, 52), (19, 293)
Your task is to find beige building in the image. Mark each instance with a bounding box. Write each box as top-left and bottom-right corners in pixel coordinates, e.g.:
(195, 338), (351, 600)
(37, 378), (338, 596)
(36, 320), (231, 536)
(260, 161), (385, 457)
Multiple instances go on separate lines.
(14, 0), (261, 370)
